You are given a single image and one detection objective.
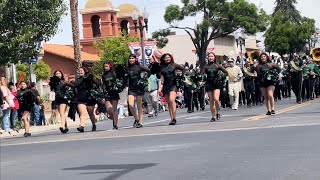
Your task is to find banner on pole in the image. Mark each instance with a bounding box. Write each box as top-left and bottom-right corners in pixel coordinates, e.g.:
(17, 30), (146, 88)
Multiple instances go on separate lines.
(128, 41), (158, 66)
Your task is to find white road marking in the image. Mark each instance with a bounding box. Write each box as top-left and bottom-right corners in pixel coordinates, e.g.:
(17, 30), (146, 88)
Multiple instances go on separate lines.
(2, 122), (320, 147)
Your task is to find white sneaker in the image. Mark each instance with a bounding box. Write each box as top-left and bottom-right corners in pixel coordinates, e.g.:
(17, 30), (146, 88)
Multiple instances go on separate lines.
(0, 128), (4, 134)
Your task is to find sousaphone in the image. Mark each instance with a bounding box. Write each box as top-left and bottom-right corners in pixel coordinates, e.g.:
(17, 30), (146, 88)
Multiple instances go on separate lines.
(311, 47), (320, 65)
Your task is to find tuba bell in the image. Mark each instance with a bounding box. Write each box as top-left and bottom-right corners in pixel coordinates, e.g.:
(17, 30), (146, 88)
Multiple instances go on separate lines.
(248, 50), (260, 64)
(311, 47), (320, 64)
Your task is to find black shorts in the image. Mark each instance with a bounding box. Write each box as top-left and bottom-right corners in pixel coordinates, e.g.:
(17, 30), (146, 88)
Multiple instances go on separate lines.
(205, 83), (220, 92)
(128, 89), (144, 96)
(105, 91), (120, 101)
(19, 105), (33, 113)
(260, 80), (276, 88)
(51, 101), (57, 110)
(78, 100), (96, 107)
(162, 85), (176, 95)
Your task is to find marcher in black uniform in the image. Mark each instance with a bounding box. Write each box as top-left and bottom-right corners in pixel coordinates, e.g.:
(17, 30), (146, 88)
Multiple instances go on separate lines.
(220, 62), (231, 108)
(302, 60), (311, 102)
(307, 58), (319, 100)
(196, 67), (206, 110)
(75, 67), (99, 132)
(127, 54), (151, 128)
(289, 54), (303, 104)
(17, 81), (33, 137)
(183, 65), (193, 113)
(281, 62), (291, 98)
(253, 60), (263, 105)
(101, 62), (120, 129)
(242, 61), (256, 107)
(202, 52), (228, 121)
(256, 53), (281, 115)
(156, 53), (185, 125)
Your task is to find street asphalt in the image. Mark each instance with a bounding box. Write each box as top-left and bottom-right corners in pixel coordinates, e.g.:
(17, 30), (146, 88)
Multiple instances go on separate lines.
(1, 97), (320, 180)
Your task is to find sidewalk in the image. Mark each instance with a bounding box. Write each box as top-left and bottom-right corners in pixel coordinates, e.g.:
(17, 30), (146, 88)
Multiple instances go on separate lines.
(0, 111), (114, 139)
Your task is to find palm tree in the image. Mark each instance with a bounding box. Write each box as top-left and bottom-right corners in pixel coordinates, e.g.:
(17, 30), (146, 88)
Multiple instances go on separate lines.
(70, 0), (81, 76)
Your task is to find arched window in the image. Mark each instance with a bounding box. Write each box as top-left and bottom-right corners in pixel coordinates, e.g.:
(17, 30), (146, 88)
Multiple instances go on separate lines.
(120, 20), (129, 35)
(91, 15), (101, 37)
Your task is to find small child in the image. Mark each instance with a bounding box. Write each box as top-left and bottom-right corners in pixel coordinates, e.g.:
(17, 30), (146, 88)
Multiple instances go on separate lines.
(39, 104), (46, 125)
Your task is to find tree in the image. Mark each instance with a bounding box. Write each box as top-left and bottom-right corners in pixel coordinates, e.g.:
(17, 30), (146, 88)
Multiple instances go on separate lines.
(70, 0), (81, 75)
(273, 0), (301, 23)
(16, 60), (51, 83)
(0, 0), (67, 65)
(149, 29), (171, 49)
(91, 32), (140, 78)
(164, 0), (268, 67)
(265, 0), (315, 55)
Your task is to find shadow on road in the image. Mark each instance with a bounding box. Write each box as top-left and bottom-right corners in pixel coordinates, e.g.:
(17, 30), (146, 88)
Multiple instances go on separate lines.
(62, 163), (158, 180)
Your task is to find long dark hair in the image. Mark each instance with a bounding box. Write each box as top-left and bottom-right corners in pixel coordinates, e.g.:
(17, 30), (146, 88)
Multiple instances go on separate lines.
(160, 53), (174, 65)
(53, 70), (65, 81)
(128, 54), (140, 65)
(103, 62), (116, 78)
(258, 52), (271, 64)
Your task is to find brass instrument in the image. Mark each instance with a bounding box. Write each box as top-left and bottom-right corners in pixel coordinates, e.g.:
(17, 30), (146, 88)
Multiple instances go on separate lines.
(311, 47), (320, 65)
(248, 50), (260, 64)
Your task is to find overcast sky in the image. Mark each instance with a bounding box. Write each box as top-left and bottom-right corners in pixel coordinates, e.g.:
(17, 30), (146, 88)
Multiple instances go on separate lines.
(48, 0), (320, 45)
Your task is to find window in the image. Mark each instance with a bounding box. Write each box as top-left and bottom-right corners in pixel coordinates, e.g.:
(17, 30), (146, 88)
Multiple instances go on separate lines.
(91, 15), (101, 37)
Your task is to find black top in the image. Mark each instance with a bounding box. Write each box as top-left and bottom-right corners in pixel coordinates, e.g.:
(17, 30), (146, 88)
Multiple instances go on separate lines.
(158, 63), (185, 92)
(30, 88), (40, 105)
(202, 62), (228, 85)
(256, 62), (281, 81)
(102, 71), (116, 91)
(74, 73), (95, 101)
(128, 64), (150, 91)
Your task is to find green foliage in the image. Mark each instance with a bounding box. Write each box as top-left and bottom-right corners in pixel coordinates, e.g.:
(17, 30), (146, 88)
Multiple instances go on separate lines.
(164, 0), (268, 67)
(273, 0), (301, 23)
(0, 0), (67, 65)
(150, 29), (171, 49)
(92, 32), (140, 78)
(265, 4), (315, 55)
(16, 60), (51, 83)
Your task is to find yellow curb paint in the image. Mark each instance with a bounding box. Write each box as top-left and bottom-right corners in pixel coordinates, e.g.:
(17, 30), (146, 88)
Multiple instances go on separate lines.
(243, 99), (320, 121)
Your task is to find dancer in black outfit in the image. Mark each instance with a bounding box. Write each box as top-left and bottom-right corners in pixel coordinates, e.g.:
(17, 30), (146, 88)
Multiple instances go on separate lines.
(75, 67), (99, 132)
(256, 53), (281, 115)
(157, 53), (185, 125)
(49, 70), (73, 134)
(101, 62), (120, 129)
(127, 54), (151, 128)
(202, 52), (228, 121)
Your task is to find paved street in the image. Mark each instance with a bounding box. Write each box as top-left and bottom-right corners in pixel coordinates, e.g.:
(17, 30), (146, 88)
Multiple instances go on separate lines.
(1, 98), (320, 180)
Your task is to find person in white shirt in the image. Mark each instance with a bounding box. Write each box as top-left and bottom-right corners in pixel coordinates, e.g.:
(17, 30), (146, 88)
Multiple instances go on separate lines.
(226, 59), (243, 110)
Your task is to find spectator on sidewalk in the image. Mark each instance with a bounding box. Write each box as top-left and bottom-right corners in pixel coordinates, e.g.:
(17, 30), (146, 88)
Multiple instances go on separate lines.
(39, 104), (46, 125)
(0, 77), (15, 133)
(30, 82), (41, 126)
(9, 82), (19, 131)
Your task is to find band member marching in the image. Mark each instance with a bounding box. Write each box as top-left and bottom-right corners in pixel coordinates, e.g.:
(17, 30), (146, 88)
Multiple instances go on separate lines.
(49, 70), (74, 134)
(226, 58), (243, 110)
(281, 62), (291, 98)
(256, 53), (281, 115)
(242, 61), (256, 107)
(289, 54), (303, 104)
(202, 52), (228, 121)
(154, 53), (185, 125)
(127, 54), (151, 128)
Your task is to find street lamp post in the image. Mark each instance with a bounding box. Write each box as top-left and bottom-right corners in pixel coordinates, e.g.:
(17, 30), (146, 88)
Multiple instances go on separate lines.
(235, 33), (246, 68)
(132, 8), (149, 67)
